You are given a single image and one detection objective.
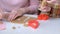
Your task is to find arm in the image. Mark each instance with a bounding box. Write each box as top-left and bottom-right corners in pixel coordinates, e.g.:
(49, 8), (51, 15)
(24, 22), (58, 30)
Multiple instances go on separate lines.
(8, 0), (39, 21)
(25, 0), (39, 14)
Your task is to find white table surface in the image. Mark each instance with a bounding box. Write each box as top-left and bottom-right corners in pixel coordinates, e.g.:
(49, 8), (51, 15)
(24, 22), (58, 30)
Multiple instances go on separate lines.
(0, 14), (60, 34)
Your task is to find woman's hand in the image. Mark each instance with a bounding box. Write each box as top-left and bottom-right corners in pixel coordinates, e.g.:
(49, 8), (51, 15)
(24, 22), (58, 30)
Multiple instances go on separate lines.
(8, 8), (26, 21)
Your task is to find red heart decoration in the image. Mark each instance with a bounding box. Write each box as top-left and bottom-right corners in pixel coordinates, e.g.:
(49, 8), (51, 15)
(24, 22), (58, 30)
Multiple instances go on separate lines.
(38, 14), (49, 20)
(28, 20), (39, 29)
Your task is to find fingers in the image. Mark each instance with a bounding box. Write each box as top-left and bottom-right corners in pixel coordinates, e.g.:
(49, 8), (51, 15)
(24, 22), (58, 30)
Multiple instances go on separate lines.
(47, 0), (56, 4)
(11, 13), (18, 21)
(0, 13), (3, 19)
(13, 13), (19, 19)
(8, 13), (16, 21)
(0, 12), (5, 19)
(8, 10), (17, 21)
(8, 8), (25, 21)
(8, 10), (22, 21)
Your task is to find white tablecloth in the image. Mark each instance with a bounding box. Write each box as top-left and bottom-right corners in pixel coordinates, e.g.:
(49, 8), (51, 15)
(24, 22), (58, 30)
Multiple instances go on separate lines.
(0, 14), (60, 34)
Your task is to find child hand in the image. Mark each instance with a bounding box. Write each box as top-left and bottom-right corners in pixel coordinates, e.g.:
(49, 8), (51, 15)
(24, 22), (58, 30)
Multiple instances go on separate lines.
(47, 0), (57, 4)
(40, 6), (51, 12)
(0, 12), (3, 19)
(0, 9), (5, 19)
(8, 8), (26, 21)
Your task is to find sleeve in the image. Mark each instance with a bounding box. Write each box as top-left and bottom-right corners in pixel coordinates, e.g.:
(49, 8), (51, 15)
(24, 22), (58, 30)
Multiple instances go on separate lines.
(26, 0), (39, 14)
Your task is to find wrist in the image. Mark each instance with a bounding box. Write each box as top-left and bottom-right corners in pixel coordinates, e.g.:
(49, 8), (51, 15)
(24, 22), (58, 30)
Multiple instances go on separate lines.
(20, 8), (29, 14)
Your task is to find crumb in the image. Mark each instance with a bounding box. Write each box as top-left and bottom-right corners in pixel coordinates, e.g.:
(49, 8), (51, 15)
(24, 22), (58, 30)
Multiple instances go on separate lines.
(12, 26), (16, 30)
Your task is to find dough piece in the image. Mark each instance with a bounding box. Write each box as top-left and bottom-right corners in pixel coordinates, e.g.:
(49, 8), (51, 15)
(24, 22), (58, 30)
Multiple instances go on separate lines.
(11, 15), (37, 25)
(11, 16), (28, 24)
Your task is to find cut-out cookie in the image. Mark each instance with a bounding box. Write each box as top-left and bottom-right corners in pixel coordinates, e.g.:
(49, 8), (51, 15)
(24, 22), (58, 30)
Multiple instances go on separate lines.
(11, 16), (37, 25)
(11, 16), (28, 24)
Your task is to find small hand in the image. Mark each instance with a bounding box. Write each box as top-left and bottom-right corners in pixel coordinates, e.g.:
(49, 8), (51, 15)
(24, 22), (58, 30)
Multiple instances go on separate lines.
(0, 9), (5, 19)
(40, 6), (51, 12)
(0, 12), (3, 19)
(47, 0), (56, 4)
(8, 8), (26, 21)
